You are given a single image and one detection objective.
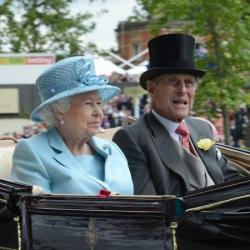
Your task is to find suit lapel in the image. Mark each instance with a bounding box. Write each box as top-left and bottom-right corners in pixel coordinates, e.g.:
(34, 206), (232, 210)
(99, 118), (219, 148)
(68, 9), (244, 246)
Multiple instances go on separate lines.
(146, 112), (190, 189)
(185, 118), (222, 183)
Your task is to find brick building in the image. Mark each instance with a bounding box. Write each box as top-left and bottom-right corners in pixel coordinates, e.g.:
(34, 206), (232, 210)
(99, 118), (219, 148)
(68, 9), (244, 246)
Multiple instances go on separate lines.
(115, 20), (184, 65)
(115, 21), (151, 64)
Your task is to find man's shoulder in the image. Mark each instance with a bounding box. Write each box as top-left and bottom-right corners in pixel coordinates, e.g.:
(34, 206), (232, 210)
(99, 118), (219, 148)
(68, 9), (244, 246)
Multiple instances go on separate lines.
(124, 114), (147, 131)
(186, 116), (211, 128)
(185, 116), (214, 138)
(113, 115), (148, 140)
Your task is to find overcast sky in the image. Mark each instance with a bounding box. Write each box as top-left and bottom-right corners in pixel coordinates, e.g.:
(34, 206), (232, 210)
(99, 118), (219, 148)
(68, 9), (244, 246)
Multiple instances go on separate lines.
(71, 0), (138, 51)
(0, 0), (138, 51)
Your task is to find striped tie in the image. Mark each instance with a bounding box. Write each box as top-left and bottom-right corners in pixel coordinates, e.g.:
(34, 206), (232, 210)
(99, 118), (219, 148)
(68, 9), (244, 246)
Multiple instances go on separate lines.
(175, 123), (191, 152)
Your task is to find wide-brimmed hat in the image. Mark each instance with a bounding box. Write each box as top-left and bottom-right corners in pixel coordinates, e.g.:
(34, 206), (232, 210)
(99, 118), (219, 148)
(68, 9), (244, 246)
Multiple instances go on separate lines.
(31, 56), (121, 122)
(140, 33), (206, 89)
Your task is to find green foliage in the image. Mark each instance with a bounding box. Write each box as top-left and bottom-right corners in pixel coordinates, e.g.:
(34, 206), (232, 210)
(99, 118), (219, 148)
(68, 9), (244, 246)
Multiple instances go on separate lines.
(0, 0), (97, 58)
(136, 0), (250, 111)
(136, 0), (250, 143)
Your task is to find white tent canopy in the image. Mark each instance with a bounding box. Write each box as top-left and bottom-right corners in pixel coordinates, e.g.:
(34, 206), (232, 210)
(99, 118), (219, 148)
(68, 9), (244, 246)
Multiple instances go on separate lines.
(94, 56), (126, 75)
(126, 65), (147, 75)
(125, 60), (148, 82)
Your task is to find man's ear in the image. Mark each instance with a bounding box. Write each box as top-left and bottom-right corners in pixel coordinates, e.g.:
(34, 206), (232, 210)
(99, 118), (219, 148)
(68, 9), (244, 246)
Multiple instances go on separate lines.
(146, 80), (155, 96)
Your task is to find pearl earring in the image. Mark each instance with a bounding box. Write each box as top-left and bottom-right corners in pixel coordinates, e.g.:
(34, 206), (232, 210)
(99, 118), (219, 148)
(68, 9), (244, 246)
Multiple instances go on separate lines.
(60, 119), (64, 125)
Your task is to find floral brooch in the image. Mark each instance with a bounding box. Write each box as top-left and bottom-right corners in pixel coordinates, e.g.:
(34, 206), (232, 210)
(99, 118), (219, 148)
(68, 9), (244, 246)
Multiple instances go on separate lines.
(197, 138), (215, 151)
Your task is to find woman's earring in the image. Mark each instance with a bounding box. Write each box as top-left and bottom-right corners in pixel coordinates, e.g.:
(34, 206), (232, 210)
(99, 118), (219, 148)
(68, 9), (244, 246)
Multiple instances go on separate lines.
(60, 119), (64, 125)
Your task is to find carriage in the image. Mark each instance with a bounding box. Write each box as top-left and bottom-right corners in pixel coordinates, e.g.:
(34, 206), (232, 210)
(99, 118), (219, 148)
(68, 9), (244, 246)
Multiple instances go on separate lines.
(0, 132), (250, 250)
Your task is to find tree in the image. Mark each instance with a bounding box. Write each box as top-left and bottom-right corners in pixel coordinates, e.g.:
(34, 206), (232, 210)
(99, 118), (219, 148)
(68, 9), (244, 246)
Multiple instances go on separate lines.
(136, 0), (250, 144)
(0, 0), (13, 50)
(0, 0), (97, 59)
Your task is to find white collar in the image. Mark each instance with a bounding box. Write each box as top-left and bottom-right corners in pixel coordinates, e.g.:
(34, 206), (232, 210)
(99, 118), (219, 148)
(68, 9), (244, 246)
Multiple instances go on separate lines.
(151, 109), (182, 142)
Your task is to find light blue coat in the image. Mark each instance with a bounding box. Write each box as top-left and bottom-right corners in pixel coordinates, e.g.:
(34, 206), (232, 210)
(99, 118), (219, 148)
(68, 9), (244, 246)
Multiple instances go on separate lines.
(11, 128), (134, 195)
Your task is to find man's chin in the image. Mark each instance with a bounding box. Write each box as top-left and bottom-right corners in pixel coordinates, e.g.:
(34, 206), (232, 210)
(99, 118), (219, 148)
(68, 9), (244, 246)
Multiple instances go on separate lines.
(174, 113), (189, 122)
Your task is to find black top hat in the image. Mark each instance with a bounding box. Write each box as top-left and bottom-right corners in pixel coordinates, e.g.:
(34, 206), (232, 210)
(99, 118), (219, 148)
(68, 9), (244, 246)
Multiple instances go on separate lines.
(140, 33), (206, 89)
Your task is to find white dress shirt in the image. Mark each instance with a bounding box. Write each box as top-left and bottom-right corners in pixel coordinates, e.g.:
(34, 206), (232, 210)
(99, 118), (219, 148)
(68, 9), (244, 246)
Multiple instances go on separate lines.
(152, 109), (182, 144)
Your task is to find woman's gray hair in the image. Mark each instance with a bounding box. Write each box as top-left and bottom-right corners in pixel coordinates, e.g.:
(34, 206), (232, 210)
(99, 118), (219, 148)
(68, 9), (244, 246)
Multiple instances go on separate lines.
(39, 97), (71, 127)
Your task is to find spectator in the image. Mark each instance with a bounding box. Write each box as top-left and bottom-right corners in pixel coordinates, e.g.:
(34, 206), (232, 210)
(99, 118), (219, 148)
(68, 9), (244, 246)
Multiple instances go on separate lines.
(235, 105), (249, 147)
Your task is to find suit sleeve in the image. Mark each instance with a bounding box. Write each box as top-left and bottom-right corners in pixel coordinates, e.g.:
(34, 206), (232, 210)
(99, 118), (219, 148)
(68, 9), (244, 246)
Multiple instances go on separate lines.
(113, 128), (157, 195)
(218, 153), (246, 181)
(11, 140), (51, 192)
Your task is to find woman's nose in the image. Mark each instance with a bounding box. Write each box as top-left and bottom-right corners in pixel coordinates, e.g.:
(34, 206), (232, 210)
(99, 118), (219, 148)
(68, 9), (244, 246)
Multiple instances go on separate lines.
(93, 104), (103, 116)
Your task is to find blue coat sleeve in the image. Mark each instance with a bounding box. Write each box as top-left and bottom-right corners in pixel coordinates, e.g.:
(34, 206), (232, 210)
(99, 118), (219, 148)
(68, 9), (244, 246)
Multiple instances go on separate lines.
(11, 139), (51, 193)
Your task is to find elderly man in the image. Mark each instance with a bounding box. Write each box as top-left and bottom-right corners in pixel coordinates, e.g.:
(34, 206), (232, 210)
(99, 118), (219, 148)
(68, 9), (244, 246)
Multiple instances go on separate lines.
(113, 33), (243, 196)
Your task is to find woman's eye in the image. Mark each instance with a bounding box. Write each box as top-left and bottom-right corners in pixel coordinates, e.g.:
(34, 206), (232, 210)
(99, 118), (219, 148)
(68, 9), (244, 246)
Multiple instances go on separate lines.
(84, 101), (102, 106)
(84, 101), (92, 105)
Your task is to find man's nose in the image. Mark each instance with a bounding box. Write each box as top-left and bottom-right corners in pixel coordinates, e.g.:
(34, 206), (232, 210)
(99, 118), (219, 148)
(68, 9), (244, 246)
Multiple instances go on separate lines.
(177, 81), (188, 92)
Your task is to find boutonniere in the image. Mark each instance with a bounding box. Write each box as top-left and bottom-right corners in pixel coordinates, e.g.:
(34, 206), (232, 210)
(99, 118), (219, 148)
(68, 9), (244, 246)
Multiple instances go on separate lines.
(197, 138), (215, 151)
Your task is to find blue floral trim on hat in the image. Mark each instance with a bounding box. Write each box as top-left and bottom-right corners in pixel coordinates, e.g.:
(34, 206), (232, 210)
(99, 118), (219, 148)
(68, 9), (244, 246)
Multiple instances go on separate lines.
(75, 57), (108, 86)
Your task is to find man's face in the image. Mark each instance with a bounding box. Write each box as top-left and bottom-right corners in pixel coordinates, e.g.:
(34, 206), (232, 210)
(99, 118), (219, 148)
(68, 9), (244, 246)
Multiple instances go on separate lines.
(147, 73), (197, 122)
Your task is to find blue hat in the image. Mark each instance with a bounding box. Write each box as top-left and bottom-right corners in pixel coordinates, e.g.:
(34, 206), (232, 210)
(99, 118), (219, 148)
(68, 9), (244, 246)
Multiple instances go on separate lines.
(31, 56), (121, 122)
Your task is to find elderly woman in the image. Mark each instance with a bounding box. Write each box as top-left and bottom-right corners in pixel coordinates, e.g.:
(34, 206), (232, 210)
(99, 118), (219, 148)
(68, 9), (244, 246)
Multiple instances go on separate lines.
(11, 56), (133, 195)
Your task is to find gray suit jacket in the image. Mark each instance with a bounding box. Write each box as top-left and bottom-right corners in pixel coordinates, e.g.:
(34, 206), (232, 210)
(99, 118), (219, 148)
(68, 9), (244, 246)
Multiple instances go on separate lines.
(113, 112), (243, 196)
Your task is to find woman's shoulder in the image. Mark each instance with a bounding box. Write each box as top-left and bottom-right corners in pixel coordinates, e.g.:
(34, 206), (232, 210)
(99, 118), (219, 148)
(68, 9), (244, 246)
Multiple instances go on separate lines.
(91, 136), (116, 148)
(91, 136), (126, 156)
(16, 130), (49, 148)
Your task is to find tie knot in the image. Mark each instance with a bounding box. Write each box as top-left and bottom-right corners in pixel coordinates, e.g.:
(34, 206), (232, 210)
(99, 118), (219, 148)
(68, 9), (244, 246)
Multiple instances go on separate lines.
(175, 123), (189, 137)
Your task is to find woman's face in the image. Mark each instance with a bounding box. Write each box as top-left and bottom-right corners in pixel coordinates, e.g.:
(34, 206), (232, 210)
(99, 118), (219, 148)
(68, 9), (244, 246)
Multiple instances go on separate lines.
(62, 91), (103, 139)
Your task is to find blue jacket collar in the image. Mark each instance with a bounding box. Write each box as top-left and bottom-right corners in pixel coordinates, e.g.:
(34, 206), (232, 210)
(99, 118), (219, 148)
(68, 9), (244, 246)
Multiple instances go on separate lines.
(47, 127), (113, 190)
(47, 127), (112, 157)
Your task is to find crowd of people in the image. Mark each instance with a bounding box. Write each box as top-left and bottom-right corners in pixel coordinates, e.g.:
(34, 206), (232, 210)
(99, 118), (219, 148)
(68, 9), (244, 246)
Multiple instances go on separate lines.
(3, 93), (249, 149)
(3, 93), (136, 139)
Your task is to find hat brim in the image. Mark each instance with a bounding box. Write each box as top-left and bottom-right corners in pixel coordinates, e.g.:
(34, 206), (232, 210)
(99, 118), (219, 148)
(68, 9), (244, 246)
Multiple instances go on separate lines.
(31, 85), (120, 122)
(140, 67), (206, 90)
